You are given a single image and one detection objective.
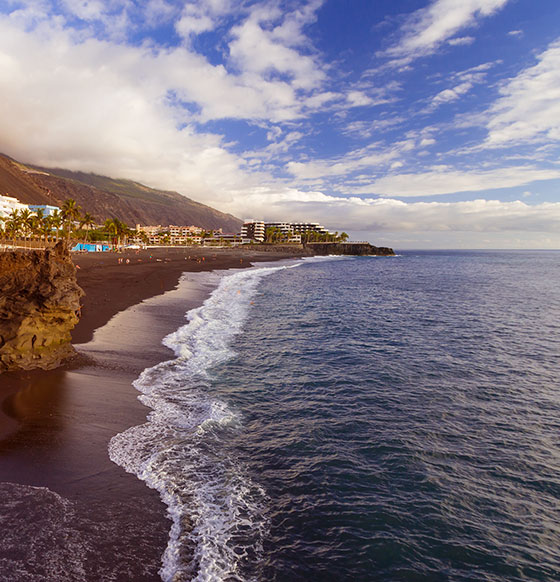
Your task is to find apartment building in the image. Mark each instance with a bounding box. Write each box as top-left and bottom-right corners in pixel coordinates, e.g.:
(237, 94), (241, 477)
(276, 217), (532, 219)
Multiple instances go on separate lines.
(240, 220), (265, 242)
(241, 220), (331, 242)
(135, 224), (204, 245)
(28, 204), (61, 217)
(0, 194), (28, 219)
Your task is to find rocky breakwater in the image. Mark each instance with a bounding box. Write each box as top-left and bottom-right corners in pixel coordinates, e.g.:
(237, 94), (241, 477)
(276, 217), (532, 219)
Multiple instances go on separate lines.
(305, 242), (395, 256)
(0, 243), (83, 372)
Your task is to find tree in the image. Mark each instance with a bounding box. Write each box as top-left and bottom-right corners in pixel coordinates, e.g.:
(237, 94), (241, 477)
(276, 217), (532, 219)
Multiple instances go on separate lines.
(5, 209), (21, 247)
(104, 217), (129, 248)
(50, 210), (63, 243)
(19, 208), (34, 247)
(79, 212), (95, 242)
(265, 226), (284, 243)
(61, 199), (82, 241)
(40, 215), (54, 245)
(31, 209), (46, 245)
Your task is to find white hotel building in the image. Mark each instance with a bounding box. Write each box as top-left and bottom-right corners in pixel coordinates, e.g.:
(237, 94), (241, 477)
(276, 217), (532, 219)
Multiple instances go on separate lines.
(0, 194), (28, 219)
(240, 220), (331, 242)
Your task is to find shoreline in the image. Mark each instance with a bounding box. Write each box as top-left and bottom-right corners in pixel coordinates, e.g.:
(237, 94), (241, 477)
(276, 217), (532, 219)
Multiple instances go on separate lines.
(72, 246), (306, 344)
(0, 247), (306, 579)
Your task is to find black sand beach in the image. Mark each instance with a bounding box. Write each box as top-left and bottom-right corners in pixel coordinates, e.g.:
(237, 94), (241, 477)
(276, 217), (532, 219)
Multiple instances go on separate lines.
(0, 246), (302, 580)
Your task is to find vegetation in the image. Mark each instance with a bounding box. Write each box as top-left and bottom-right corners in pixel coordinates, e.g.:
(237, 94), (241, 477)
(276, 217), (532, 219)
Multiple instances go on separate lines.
(0, 199), (134, 250)
(265, 226), (349, 244)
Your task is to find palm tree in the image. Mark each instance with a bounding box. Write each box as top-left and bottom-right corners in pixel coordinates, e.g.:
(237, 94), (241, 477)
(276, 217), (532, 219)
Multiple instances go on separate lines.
(61, 199), (82, 242)
(5, 209), (21, 247)
(50, 210), (63, 243)
(39, 215), (54, 245)
(137, 231), (149, 247)
(79, 212), (95, 242)
(31, 209), (46, 246)
(104, 217), (129, 249)
(19, 208), (34, 248)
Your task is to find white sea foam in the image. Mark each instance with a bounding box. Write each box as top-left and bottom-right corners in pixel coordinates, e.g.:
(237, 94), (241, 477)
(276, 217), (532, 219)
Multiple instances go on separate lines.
(0, 483), (87, 582)
(109, 263), (301, 581)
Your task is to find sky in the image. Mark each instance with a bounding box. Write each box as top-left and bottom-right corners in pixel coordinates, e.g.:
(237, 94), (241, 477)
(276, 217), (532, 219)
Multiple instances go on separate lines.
(1, 1), (560, 248)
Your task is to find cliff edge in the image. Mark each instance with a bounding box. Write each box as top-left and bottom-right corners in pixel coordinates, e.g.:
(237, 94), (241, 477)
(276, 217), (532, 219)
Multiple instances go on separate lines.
(304, 242), (395, 256)
(0, 243), (83, 372)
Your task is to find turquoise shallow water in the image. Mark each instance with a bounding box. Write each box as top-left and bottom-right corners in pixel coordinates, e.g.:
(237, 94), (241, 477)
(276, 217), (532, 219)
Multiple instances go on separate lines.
(112, 251), (560, 581)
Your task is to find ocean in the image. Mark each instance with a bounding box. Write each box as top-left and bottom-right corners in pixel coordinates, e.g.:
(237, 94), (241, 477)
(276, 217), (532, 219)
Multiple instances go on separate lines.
(108, 250), (560, 581)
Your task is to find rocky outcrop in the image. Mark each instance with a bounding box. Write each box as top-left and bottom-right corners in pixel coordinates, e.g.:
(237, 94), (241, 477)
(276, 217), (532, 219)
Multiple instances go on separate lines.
(0, 243), (83, 372)
(304, 242), (395, 256)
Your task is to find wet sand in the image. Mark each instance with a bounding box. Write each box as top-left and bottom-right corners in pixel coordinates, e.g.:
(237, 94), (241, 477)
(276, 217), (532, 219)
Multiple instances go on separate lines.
(71, 246), (306, 344)
(0, 246), (303, 580)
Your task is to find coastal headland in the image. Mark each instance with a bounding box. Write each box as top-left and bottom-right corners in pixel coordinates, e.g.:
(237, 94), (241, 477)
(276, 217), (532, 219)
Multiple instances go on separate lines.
(0, 242), (83, 372)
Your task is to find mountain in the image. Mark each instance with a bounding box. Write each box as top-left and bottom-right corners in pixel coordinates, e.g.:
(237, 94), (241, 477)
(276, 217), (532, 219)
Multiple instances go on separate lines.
(0, 154), (242, 232)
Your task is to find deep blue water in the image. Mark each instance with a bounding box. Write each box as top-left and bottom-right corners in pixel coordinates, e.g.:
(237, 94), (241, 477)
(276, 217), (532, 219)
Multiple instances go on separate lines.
(113, 251), (560, 581)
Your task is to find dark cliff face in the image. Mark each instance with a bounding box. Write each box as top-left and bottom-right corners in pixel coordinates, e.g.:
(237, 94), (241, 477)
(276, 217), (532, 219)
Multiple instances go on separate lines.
(0, 244), (83, 372)
(304, 242), (395, 256)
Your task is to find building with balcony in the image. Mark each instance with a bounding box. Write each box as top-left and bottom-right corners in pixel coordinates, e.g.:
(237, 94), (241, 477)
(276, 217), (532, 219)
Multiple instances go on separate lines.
(0, 194), (28, 219)
(241, 220), (265, 242)
(28, 204), (60, 217)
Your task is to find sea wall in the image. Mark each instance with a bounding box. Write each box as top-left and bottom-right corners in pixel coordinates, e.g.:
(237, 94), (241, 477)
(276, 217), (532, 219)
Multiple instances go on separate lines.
(240, 244), (312, 255)
(304, 242), (395, 256)
(240, 243), (395, 256)
(0, 243), (83, 372)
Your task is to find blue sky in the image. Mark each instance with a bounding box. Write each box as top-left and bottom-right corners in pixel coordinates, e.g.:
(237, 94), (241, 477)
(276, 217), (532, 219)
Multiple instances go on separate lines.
(1, 0), (560, 248)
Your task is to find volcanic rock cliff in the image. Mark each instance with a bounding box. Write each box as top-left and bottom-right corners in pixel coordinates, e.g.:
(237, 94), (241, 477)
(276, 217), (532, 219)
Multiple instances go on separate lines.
(0, 243), (83, 372)
(304, 242), (395, 256)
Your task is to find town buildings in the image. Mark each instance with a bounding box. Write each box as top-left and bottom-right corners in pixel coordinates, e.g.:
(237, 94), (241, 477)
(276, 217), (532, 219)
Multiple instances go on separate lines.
(28, 204), (60, 217)
(240, 220), (265, 242)
(240, 220), (332, 243)
(0, 195), (61, 221)
(0, 194), (29, 218)
(1, 193), (334, 248)
(135, 224), (205, 245)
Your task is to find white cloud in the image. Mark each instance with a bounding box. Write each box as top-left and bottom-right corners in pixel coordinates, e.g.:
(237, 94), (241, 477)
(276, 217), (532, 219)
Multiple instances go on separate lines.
(228, 2), (324, 91)
(364, 166), (560, 197)
(0, 16), (268, 198)
(285, 143), (409, 181)
(61, 0), (105, 21)
(384, 0), (510, 64)
(426, 61), (497, 111)
(216, 187), (560, 239)
(175, 0), (231, 40)
(431, 80), (474, 107)
(345, 91), (374, 107)
(143, 1), (177, 28)
(447, 36), (475, 46)
(341, 117), (405, 138)
(484, 38), (560, 147)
